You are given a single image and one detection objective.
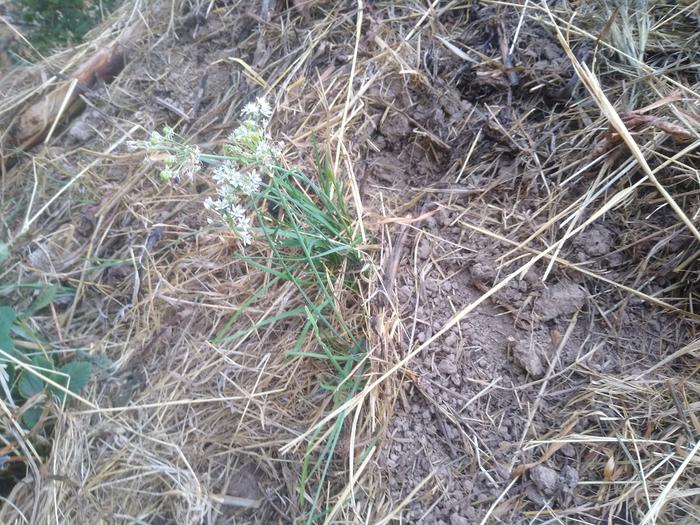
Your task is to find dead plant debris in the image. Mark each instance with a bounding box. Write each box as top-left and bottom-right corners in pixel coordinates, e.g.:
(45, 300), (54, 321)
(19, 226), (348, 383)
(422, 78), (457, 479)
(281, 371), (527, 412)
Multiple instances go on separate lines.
(0, 0), (698, 524)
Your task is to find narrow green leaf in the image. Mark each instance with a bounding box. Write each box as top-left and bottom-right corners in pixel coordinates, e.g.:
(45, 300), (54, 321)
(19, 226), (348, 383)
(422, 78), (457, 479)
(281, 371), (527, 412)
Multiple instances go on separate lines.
(24, 285), (59, 317)
(219, 306), (307, 343)
(0, 306), (16, 354)
(21, 406), (43, 429)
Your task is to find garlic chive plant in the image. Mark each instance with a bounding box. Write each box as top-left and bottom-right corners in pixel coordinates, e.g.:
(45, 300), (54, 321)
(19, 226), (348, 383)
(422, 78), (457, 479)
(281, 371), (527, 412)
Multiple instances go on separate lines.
(129, 126), (202, 183)
(132, 98), (365, 521)
(129, 96), (281, 245)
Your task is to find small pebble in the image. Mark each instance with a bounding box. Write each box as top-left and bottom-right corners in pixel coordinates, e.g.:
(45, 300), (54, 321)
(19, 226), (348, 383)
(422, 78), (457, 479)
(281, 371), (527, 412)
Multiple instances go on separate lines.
(450, 514), (469, 525)
(418, 241), (431, 259)
(438, 358), (458, 375)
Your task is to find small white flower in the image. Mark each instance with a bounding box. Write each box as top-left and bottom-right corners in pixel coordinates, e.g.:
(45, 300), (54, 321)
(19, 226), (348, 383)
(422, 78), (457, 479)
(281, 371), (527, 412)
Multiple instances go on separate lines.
(238, 230), (252, 245)
(236, 215), (251, 231)
(259, 98), (272, 117)
(241, 170), (262, 194)
(213, 162), (245, 188)
(179, 145), (202, 180)
(243, 97), (272, 121)
(243, 101), (258, 117)
(218, 185), (239, 203)
(228, 203), (246, 221)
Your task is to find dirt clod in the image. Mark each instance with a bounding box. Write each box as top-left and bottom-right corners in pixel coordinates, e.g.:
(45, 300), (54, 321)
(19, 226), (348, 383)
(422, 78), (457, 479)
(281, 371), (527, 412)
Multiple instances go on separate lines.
(535, 281), (586, 322)
(530, 465), (559, 497)
(450, 513), (470, 525)
(575, 224), (615, 257)
(559, 465), (579, 494)
(513, 340), (545, 378)
(438, 357), (459, 375)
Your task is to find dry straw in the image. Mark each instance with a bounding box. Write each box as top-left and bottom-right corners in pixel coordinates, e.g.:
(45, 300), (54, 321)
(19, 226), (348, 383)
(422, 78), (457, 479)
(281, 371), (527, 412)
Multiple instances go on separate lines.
(0, 0), (698, 523)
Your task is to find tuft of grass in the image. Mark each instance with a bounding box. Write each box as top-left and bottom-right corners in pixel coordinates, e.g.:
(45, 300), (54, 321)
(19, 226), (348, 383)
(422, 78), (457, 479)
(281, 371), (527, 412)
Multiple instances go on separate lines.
(216, 146), (368, 523)
(135, 106), (370, 521)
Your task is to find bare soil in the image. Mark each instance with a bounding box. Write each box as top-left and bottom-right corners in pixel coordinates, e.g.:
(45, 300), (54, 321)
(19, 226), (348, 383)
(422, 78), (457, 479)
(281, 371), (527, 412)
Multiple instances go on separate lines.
(351, 4), (697, 523)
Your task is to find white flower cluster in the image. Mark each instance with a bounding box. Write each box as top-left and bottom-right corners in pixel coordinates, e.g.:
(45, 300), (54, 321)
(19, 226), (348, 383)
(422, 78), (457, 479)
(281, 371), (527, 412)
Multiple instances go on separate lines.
(203, 163), (262, 245)
(129, 97), (279, 246)
(243, 97), (272, 120)
(223, 97), (281, 168)
(205, 97), (280, 245)
(128, 126), (201, 182)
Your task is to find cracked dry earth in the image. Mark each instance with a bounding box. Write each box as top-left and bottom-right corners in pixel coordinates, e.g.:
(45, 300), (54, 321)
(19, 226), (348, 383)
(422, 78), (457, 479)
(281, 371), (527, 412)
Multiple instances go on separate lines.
(379, 215), (590, 523)
(357, 62), (689, 525)
(375, 197), (682, 524)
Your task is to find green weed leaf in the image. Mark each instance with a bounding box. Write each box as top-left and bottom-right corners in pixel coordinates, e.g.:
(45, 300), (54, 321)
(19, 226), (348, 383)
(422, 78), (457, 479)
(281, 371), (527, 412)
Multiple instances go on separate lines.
(0, 306), (16, 355)
(16, 373), (41, 400)
(21, 406), (42, 429)
(17, 355), (54, 399)
(24, 285), (59, 318)
(56, 361), (91, 394)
